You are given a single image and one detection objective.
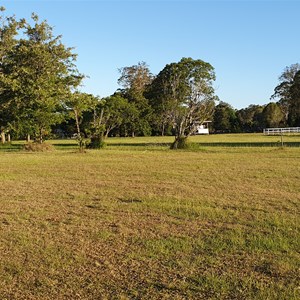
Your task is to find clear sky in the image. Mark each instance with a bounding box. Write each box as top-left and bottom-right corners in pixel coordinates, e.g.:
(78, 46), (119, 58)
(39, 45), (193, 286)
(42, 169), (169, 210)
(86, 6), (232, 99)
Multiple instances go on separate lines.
(2, 0), (300, 109)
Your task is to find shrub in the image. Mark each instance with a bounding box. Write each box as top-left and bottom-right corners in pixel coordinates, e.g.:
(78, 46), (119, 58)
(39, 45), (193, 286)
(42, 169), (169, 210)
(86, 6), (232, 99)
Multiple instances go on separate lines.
(23, 143), (55, 152)
(87, 136), (106, 149)
(170, 136), (191, 149)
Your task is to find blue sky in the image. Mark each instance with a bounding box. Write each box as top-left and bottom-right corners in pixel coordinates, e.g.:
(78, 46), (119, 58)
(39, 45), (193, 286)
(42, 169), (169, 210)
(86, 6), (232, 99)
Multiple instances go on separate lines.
(2, 0), (300, 109)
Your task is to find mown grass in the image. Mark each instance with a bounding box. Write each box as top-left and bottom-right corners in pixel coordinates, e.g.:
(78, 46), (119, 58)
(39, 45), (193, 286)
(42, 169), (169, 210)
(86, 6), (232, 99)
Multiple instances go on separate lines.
(0, 135), (299, 299)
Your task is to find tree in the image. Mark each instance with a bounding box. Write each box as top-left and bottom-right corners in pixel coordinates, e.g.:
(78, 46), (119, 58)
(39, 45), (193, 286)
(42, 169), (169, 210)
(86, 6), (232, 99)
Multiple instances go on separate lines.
(146, 73), (175, 136)
(118, 62), (153, 137)
(0, 13), (83, 143)
(236, 104), (264, 132)
(213, 101), (239, 133)
(288, 70), (300, 126)
(93, 93), (129, 138)
(0, 7), (23, 143)
(118, 61), (153, 95)
(272, 63), (300, 126)
(148, 57), (217, 149)
(65, 92), (96, 151)
(261, 102), (284, 128)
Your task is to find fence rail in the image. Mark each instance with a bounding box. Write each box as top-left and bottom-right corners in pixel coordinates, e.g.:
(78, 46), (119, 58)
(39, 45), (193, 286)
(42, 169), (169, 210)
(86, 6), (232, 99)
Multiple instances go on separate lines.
(263, 127), (300, 135)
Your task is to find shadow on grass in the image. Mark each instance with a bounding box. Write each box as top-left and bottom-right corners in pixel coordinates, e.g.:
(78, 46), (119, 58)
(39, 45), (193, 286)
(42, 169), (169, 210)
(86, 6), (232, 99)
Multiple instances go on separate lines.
(108, 142), (172, 147)
(51, 143), (79, 150)
(0, 143), (23, 152)
(108, 141), (300, 148)
(196, 142), (300, 147)
(1, 141), (300, 152)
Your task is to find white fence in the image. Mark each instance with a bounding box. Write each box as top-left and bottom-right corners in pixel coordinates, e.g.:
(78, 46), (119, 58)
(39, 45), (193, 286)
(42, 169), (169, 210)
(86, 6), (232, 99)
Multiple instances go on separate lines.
(263, 127), (300, 135)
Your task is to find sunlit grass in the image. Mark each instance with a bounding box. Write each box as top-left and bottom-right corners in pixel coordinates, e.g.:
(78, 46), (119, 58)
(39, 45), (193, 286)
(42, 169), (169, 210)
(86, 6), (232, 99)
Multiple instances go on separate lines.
(0, 135), (299, 299)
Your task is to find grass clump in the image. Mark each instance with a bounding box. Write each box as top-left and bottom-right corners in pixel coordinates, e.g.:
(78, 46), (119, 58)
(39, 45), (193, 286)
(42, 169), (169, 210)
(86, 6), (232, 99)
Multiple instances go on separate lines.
(23, 142), (55, 152)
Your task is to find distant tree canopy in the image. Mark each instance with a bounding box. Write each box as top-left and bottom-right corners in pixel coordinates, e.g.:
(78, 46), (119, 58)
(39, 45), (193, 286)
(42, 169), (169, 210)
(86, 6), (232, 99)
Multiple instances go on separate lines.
(236, 104), (264, 132)
(261, 102), (284, 128)
(272, 63), (300, 126)
(212, 102), (239, 133)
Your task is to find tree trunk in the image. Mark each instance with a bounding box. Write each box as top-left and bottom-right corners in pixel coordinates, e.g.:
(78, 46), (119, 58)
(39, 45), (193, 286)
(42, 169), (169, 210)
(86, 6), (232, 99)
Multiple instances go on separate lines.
(27, 134), (31, 142)
(39, 129), (43, 144)
(161, 123), (165, 136)
(1, 131), (6, 144)
(170, 135), (189, 149)
(74, 109), (81, 137)
(7, 133), (11, 143)
(74, 109), (84, 152)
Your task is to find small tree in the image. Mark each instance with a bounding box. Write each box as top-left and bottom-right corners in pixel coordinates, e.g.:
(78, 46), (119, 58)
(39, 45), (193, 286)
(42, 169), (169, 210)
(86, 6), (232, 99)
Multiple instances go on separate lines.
(65, 92), (96, 151)
(85, 93), (133, 147)
(100, 94), (130, 138)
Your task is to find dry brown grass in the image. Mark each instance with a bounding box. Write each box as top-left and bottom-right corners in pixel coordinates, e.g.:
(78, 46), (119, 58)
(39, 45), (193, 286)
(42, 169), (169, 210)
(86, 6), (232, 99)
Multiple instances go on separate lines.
(0, 144), (299, 299)
(23, 142), (55, 152)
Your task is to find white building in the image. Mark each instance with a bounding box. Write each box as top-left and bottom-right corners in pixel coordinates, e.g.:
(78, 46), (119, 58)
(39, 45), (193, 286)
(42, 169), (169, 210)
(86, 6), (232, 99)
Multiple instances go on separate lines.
(195, 121), (211, 135)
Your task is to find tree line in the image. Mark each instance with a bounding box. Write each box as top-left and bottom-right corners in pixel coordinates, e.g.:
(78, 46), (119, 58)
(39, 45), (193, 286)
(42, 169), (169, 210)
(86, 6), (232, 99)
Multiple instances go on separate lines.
(212, 63), (300, 134)
(0, 9), (299, 149)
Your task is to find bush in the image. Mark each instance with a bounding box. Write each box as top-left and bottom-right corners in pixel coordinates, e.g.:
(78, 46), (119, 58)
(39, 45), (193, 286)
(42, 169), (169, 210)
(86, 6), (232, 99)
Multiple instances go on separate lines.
(87, 136), (106, 149)
(23, 142), (55, 152)
(170, 136), (191, 149)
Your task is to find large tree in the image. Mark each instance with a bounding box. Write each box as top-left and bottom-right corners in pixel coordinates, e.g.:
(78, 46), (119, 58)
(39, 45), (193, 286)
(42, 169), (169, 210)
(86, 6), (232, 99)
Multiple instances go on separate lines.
(148, 57), (217, 148)
(118, 61), (153, 137)
(288, 70), (300, 126)
(0, 13), (83, 143)
(272, 63), (300, 126)
(0, 7), (23, 143)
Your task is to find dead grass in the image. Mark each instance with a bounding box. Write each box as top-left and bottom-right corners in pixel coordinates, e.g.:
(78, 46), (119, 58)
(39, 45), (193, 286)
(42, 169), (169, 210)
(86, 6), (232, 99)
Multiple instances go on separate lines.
(0, 143), (299, 299)
(23, 142), (55, 152)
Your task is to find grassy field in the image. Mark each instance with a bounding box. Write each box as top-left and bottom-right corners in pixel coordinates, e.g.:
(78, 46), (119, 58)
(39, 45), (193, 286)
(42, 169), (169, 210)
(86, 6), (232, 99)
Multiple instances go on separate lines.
(0, 134), (299, 299)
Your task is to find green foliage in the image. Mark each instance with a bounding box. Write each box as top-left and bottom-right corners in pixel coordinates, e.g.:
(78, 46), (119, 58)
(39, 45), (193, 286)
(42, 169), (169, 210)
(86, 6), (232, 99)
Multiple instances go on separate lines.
(288, 70), (300, 126)
(213, 101), (240, 132)
(147, 57), (217, 143)
(118, 62), (153, 137)
(0, 11), (83, 143)
(236, 104), (264, 132)
(272, 63), (300, 126)
(98, 94), (130, 137)
(261, 102), (284, 128)
(170, 136), (191, 149)
(65, 92), (97, 151)
(87, 136), (106, 149)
